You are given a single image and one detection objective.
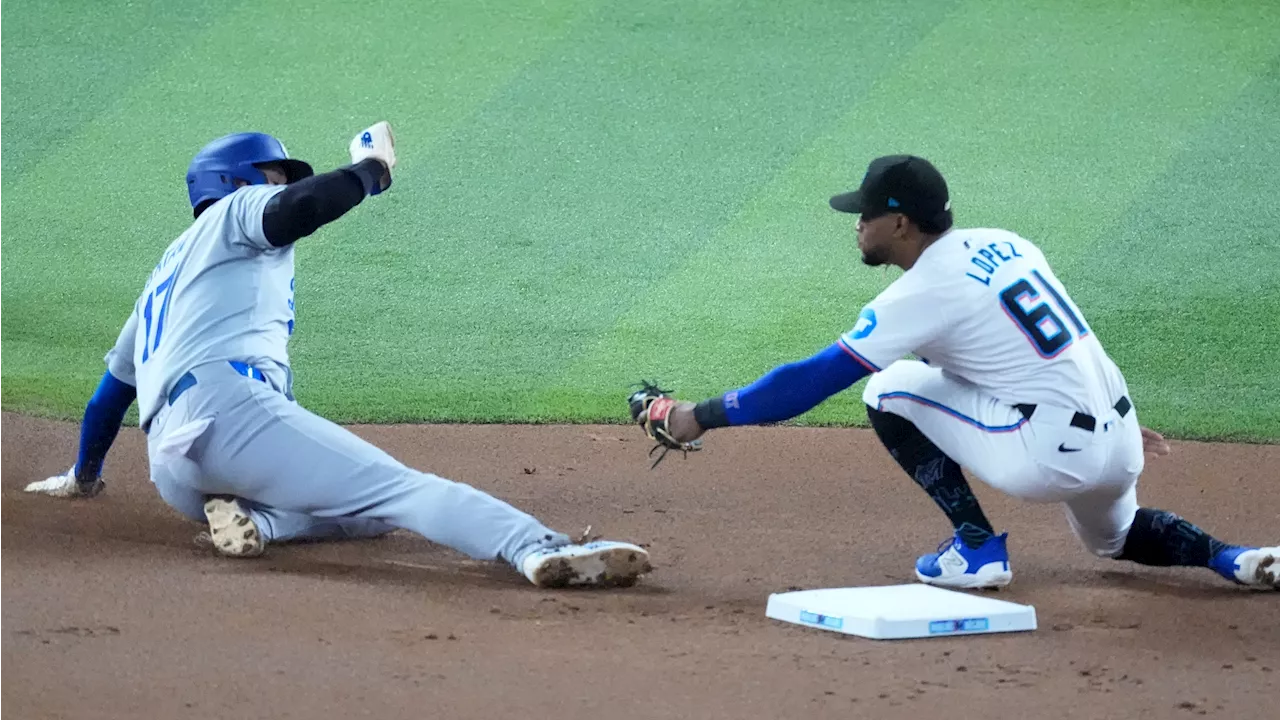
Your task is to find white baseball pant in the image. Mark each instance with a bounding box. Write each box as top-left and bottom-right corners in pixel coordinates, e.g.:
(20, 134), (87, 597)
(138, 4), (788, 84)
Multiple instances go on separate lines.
(863, 360), (1145, 557)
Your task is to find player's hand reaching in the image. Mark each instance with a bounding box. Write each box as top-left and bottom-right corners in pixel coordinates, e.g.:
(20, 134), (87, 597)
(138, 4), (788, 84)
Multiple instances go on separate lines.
(24, 466), (105, 499)
(627, 382), (704, 468)
(349, 121), (396, 194)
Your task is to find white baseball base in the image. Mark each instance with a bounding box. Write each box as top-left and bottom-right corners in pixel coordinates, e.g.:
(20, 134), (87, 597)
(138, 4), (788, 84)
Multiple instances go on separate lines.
(766, 584), (1036, 640)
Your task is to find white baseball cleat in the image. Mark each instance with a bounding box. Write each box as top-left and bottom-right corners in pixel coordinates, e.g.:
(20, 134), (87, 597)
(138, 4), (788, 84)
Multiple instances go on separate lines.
(520, 540), (652, 588)
(197, 497), (266, 558)
(1211, 546), (1280, 590)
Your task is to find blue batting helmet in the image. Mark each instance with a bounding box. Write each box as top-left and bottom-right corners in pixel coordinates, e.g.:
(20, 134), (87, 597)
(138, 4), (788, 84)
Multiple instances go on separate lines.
(185, 132), (314, 216)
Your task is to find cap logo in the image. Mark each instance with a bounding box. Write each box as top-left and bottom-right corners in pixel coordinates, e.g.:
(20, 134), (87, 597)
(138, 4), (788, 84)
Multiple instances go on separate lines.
(887, 197), (900, 208)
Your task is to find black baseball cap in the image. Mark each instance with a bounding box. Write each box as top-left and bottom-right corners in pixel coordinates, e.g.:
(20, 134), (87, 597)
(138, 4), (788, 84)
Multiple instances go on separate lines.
(829, 155), (952, 232)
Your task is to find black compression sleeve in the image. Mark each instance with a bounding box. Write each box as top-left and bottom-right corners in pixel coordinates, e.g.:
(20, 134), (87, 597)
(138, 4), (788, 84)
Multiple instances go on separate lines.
(261, 158), (387, 247)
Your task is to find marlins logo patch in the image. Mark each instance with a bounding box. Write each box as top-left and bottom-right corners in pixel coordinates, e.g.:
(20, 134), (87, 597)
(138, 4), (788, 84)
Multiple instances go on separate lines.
(852, 307), (877, 339)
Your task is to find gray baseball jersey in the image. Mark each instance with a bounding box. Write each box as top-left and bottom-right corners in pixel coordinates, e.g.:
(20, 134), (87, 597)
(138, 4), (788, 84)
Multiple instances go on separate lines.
(105, 185), (295, 430)
(109, 182), (571, 568)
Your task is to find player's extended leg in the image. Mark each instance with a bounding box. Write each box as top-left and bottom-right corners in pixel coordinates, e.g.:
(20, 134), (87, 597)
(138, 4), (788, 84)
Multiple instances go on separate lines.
(1072, 497), (1279, 590)
(240, 502), (396, 543)
(1066, 457), (1279, 590)
(150, 469), (210, 523)
(147, 361), (651, 588)
(860, 360), (1050, 589)
(194, 497), (399, 558)
(147, 445), (394, 545)
(1115, 509), (1278, 589)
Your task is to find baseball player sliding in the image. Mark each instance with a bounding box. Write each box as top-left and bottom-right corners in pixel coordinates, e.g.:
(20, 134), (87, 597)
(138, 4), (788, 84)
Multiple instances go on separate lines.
(631, 154), (1277, 591)
(26, 123), (651, 589)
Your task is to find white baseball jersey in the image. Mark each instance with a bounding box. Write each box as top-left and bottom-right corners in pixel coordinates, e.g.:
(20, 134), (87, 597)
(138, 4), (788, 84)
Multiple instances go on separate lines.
(105, 185), (297, 430)
(839, 227), (1129, 416)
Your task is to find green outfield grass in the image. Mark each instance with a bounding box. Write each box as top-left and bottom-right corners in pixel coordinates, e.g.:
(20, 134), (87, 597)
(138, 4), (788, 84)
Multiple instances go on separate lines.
(4, 0), (1278, 441)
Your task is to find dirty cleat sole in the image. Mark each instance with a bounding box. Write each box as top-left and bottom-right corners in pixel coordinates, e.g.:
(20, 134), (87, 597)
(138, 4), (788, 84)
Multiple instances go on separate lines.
(200, 497), (266, 558)
(521, 541), (652, 588)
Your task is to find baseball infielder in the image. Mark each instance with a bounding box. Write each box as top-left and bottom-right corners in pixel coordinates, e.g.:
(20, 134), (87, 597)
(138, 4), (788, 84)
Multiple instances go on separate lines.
(630, 154), (1277, 590)
(26, 123), (651, 589)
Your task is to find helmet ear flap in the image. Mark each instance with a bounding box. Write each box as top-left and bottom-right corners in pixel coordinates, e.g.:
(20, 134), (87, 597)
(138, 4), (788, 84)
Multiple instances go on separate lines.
(276, 158), (314, 183)
(249, 159), (308, 184)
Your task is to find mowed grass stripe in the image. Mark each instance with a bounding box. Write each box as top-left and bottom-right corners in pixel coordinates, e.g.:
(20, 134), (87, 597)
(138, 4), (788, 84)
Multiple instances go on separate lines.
(1092, 61), (1280, 442)
(282, 0), (962, 423)
(1, 0), (596, 422)
(1, 0), (253, 178)
(566, 0), (1280, 430)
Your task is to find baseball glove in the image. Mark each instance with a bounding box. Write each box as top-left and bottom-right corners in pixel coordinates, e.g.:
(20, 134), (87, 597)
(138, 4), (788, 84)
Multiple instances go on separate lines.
(627, 381), (702, 469)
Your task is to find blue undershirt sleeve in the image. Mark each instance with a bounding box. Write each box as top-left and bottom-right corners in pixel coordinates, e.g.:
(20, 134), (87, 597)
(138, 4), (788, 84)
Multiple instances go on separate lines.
(74, 370), (138, 482)
(721, 342), (871, 426)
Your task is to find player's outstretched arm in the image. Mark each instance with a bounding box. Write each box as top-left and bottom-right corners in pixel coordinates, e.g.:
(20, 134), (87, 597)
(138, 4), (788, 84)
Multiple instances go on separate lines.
(25, 370), (136, 498)
(260, 122), (397, 247)
(695, 343), (871, 429)
(631, 342), (871, 447)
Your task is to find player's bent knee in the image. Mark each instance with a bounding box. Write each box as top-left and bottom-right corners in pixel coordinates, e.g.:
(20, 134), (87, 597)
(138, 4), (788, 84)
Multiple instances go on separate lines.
(151, 475), (209, 523)
(1068, 515), (1132, 559)
(861, 375), (886, 408)
(865, 404), (919, 448)
(861, 359), (932, 409)
(1077, 532), (1127, 558)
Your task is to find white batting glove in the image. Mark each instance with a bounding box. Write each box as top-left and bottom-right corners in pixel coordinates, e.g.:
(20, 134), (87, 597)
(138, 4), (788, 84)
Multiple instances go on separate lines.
(24, 466), (105, 498)
(349, 121), (396, 195)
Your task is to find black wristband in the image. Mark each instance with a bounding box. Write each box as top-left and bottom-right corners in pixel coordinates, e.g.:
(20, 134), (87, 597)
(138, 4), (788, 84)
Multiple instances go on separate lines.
(345, 158), (388, 196)
(694, 396), (730, 429)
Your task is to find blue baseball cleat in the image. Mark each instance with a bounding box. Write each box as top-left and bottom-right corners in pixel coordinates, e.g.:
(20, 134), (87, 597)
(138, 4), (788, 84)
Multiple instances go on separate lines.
(915, 531), (1013, 589)
(1208, 546), (1280, 590)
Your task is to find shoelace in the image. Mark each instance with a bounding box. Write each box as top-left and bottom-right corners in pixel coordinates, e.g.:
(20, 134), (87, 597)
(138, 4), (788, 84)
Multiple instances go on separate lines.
(646, 438), (702, 470)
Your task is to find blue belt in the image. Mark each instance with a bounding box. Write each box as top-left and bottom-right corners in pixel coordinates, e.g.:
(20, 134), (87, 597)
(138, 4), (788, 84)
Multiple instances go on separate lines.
(167, 361), (268, 406)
